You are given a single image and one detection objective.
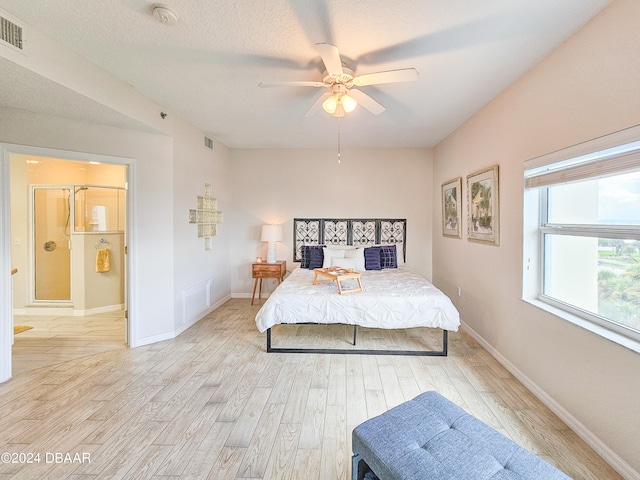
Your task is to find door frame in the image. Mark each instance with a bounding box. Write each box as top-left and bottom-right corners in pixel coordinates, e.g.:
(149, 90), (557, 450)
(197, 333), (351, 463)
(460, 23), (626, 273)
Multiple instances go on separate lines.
(0, 143), (135, 382)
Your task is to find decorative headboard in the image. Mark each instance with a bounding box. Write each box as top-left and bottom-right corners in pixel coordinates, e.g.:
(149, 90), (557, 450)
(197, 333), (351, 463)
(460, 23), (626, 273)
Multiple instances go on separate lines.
(293, 218), (406, 262)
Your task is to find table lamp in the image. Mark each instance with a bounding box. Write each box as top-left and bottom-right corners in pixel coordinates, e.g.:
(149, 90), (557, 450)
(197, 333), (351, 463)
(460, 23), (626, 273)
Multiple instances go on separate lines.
(261, 224), (282, 264)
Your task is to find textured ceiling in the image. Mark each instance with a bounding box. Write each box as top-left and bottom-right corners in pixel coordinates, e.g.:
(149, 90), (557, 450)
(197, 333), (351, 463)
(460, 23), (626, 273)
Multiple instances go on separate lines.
(0, 0), (610, 149)
(0, 57), (159, 134)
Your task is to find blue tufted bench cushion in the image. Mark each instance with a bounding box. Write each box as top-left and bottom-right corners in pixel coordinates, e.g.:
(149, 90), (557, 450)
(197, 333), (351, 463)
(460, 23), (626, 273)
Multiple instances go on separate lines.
(352, 391), (571, 480)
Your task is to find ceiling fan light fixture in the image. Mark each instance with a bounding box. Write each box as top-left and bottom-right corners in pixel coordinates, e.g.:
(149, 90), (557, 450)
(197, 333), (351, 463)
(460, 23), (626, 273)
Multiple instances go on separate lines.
(322, 95), (338, 114)
(341, 94), (357, 113)
(259, 43), (415, 119)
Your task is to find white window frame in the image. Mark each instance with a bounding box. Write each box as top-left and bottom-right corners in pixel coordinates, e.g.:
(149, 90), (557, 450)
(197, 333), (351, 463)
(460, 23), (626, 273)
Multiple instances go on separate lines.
(523, 125), (640, 353)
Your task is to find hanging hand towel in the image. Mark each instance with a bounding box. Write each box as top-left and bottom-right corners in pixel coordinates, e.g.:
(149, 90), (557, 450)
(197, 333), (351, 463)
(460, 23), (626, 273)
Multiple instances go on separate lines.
(96, 248), (111, 273)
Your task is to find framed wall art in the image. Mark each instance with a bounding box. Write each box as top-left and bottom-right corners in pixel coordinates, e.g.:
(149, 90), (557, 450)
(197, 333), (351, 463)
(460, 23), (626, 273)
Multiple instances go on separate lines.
(441, 177), (462, 238)
(467, 165), (499, 245)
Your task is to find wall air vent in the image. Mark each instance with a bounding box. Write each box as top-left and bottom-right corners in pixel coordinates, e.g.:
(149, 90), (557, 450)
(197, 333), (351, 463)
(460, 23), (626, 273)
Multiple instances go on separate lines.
(204, 136), (214, 150)
(0, 15), (23, 51)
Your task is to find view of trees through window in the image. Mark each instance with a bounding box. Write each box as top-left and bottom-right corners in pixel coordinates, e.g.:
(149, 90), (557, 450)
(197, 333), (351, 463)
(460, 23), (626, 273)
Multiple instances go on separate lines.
(525, 138), (640, 343)
(598, 238), (640, 332)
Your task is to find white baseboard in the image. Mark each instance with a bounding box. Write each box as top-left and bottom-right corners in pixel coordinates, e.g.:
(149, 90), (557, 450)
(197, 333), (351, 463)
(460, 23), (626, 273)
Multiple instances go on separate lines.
(231, 293), (251, 299)
(230, 292), (272, 299)
(133, 330), (176, 348)
(461, 320), (640, 480)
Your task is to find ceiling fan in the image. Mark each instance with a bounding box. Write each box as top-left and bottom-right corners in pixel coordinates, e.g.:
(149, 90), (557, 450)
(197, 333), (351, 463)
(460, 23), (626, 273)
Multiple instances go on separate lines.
(259, 43), (418, 118)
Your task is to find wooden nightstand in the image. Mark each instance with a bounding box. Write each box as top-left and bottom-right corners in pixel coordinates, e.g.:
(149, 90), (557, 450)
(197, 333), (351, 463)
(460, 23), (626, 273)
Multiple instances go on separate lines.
(252, 260), (286, 305)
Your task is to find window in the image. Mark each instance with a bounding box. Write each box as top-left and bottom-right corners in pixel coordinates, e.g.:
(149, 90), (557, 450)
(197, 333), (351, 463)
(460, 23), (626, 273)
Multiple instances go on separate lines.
(523, 128), (640, 348)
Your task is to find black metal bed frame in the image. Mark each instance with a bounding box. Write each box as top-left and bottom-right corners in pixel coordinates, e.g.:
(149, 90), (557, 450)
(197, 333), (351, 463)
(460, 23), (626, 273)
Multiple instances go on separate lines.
(262, 217), (449, 356)
(266, 326), (448, 356)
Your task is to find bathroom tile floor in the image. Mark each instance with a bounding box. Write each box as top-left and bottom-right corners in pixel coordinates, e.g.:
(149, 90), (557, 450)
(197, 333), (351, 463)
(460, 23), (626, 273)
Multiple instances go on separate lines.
(11, 310), (126, 376)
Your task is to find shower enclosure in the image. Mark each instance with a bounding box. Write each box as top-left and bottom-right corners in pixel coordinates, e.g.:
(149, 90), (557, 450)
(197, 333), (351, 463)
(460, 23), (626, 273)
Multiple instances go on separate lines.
(31, 185), (125, 305)
(33, 187), (71, 301)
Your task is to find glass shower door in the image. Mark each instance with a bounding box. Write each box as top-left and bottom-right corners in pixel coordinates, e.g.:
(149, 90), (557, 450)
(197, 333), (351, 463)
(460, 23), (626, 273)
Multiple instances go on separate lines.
(33, 187), (71, 301)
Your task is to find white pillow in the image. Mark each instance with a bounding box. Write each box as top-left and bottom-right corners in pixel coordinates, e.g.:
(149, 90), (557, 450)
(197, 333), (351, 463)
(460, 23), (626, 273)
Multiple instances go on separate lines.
(394, 242), (405, 265)
(331, 256), (356, 270)
(344, 247), (366, 271)
(323, 247), (345, 268)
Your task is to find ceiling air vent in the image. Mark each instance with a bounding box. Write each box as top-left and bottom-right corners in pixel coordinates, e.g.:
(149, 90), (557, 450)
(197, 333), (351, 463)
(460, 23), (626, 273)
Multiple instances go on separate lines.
(204, 136), (214, 150)
(0, 15), (23, 50)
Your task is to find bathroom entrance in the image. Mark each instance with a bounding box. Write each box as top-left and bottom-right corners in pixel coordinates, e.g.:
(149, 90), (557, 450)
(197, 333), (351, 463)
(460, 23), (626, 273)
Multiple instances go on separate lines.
(30, 183), (126, 310)
(7, 151), (129, 375)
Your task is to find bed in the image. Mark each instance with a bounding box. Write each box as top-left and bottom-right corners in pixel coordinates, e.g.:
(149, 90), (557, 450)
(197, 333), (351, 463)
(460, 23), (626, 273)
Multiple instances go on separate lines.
(255, 218), (460, 356)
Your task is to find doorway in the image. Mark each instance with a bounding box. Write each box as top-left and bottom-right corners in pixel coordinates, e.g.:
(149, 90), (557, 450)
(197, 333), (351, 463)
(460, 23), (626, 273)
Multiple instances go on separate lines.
(28, 183), (126, 312)
(6, 149), (130, 375)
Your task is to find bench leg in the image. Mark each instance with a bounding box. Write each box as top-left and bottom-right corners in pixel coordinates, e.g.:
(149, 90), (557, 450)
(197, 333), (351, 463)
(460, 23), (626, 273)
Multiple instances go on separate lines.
(351, 454), (360, 480)
(352, 453), (378, 480)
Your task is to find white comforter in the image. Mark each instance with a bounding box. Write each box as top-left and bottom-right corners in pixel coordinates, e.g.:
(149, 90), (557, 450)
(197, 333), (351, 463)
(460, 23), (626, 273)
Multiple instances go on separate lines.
(255, 266), (460, 333)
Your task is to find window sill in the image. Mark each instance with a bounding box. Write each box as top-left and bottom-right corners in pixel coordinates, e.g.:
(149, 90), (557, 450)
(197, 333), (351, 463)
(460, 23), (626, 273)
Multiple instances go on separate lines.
(522, 297), (640, 355)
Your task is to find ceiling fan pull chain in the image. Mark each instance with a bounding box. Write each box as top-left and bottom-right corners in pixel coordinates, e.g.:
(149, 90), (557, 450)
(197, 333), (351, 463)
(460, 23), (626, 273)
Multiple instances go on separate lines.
(337, 117), (341, 164)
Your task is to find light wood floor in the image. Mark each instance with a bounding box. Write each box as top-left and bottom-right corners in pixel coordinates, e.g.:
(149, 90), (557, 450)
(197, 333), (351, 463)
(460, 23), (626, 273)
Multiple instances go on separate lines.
(1, 299), (622, 479)
(11, 309), (126, 376)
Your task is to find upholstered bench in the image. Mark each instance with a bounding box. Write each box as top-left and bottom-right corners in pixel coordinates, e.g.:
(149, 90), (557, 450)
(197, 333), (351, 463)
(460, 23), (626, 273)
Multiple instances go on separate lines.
(352, 391), (571, 480)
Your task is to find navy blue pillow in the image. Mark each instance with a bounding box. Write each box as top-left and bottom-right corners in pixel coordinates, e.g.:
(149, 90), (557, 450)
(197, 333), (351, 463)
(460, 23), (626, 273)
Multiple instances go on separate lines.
(300, 246), (311, 268)
(300, 245), (324, 268)
(364, 246), (382, 270)
(380, 245), (398, 269)
(308, 247), (324, 269)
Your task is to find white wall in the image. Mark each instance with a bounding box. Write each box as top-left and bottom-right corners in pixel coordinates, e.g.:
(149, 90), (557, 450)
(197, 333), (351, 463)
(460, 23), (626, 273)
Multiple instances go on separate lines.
(172, 118), (232, 332)
(229, 148), (433, 296)
(432, 0), (640, 476)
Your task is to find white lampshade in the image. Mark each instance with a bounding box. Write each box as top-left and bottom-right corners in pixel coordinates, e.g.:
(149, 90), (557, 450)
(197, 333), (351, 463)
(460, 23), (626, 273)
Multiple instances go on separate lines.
(261, 224), (282, 263)
(261, 224), (282, 242)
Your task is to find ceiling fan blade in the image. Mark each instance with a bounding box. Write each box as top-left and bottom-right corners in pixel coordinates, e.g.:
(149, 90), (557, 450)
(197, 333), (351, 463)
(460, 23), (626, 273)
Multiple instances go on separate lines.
(259, 81), (325, 88)
(352, 68), (418, 87)
(348, 89), (385, 115)
(304, 92), (332, 117)
(316, 43), (343, 76)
